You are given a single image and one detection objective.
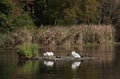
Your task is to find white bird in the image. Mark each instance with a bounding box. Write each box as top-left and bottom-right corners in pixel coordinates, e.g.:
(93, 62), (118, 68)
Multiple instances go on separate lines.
(43, 52), (54, 57)
(49, 52), (54, 56)
(43, 52), (48, 56)
(71, 51), (81, 58)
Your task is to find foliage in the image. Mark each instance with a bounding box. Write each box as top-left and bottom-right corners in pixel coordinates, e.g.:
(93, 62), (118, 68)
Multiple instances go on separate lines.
(16, 43), (39, 59)
(0, 0), (12, 14)
(0, 0), (34, 33)
(81, 0), (100, 24)
(0, 33), (14, 47)
(0, 0), (120, 26)
(34, 0), (100, 25)
(0, 0), (13, 32)
(0, 33), (6, 47)
(0, 0), (120, 42)
(12, 13), (34, 28)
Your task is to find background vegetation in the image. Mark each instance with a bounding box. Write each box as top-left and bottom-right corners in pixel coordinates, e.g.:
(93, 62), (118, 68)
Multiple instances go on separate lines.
(0, 0), (120, 47)
(0, 25), (114, 48)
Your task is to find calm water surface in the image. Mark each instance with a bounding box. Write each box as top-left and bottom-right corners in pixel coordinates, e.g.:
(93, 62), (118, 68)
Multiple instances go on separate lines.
(0, 45), (120, 79)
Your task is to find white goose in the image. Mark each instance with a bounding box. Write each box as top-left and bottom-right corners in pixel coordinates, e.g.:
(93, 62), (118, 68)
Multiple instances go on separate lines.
(71, 51), (81, 58)
(43, 52), (54, 57)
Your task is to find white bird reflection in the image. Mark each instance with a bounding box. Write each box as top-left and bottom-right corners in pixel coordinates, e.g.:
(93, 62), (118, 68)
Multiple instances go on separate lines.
(44, 61), (54, 67)
(72, 61), (81, 69)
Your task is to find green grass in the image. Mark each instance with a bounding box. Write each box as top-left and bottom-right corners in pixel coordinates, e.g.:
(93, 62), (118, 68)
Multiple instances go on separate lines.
(16, 43), (39, 59)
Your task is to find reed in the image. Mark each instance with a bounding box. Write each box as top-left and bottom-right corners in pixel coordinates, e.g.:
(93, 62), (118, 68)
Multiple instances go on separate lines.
(0, 25), (115, 47)
(33, 25), (114, 47)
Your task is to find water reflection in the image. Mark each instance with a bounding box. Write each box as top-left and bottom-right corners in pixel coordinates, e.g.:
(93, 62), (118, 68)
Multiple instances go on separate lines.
(44, 61), (54, 67)
(1, 45), (120, 79)
(72, 61), (81, 69)
(43, 60), (82, 70)
(18, 60), (39, 74)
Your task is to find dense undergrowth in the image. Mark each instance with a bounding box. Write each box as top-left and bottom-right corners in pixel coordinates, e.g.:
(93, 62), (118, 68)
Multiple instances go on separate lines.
(16, 43), (39, 59)
(0, 25), (114, 48)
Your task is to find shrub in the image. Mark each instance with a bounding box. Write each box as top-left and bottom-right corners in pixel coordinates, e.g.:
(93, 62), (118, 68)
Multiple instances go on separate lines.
(16, 43), (39, 59)
(0, 33), (14, 47)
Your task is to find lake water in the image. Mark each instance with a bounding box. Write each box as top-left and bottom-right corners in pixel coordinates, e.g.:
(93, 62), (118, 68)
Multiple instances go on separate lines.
(0, 45), (120, 79)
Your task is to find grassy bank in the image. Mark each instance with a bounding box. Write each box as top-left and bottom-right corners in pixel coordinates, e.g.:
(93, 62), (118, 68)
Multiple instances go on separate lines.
(0, 25), (114, 48)
(16, 43), (39, 59)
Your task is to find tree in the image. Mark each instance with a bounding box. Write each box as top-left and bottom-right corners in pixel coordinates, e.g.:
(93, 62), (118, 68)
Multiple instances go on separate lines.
(34, 0), (48, 25)
(0, 0), (34, 33)
(80, 0), (100, 24)
(0, 0), (13, 32)
(34, 0), (82, 25)
(112, 1), (120, 41)
(99, 0), (118, 24)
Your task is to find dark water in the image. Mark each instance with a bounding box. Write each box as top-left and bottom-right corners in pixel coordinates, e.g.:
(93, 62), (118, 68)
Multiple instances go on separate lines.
(0, 45), (120, 79)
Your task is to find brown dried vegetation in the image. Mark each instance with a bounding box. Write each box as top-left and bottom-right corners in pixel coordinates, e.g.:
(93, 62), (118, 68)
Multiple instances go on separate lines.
(0, 25), (114, 48)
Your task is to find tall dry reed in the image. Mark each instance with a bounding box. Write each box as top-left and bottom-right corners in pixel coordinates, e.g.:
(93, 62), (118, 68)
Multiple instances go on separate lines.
(33, 25), (114, 47)
(0, 25), (114, 47)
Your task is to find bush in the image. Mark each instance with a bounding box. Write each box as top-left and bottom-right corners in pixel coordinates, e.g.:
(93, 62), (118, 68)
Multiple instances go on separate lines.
(0, 33), (14, 47)
(0, 0), (34, 33)
(16, 43), (39, 59)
